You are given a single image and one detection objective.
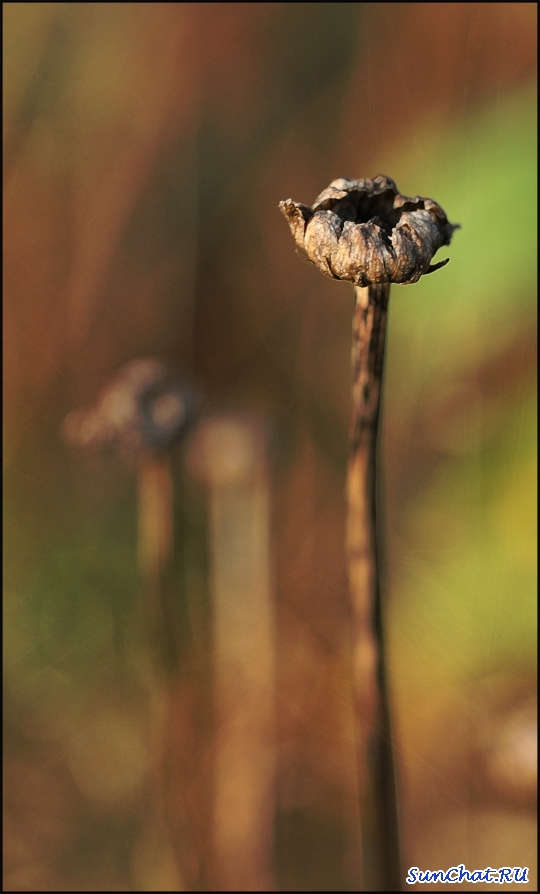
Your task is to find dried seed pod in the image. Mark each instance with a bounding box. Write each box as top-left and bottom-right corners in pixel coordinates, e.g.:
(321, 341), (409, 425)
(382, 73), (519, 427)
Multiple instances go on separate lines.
(62, 359), (199, 457)
(279, 174), (459, 286)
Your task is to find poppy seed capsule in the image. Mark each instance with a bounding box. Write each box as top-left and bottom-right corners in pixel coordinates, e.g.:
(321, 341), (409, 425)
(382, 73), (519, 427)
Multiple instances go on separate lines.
(62, 359), (199, 457)
(279, 175), (459, 287)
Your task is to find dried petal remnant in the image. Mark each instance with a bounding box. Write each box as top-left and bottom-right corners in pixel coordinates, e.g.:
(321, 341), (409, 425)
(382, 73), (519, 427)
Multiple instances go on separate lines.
(279, 175), (458, 286)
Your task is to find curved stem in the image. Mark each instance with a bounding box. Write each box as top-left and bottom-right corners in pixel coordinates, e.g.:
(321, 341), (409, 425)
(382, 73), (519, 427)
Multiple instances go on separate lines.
(347, 283), (402, 890)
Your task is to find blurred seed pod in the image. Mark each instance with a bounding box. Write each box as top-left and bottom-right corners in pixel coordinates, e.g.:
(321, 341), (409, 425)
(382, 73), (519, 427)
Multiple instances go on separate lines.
(62, 358), (199, 458)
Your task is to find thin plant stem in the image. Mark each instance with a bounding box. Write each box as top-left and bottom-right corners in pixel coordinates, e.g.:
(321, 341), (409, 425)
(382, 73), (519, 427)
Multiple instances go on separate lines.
(137, 452), (178, 669)
(347, 282), (402, 891)
(280, 173), (457, 891)
(188, 417), (276, 890)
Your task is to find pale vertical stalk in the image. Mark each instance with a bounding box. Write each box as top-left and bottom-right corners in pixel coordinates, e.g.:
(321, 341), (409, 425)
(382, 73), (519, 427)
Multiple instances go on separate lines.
(195, 417), (276, 891)
(136, 453), (177, 664)
(347, 283), (401, 890)
(137, 453), (174, 582)
(137, 452), (206, 890)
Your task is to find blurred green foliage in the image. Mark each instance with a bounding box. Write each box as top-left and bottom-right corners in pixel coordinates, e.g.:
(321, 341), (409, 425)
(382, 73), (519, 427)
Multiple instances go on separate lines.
(386, 82), (536, 685)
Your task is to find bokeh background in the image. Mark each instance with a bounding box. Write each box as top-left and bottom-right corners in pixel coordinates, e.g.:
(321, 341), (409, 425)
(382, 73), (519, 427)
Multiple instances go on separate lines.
(3, 3), (537, 891)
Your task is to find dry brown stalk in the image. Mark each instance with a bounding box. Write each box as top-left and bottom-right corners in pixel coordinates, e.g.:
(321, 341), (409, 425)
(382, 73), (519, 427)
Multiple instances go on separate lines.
(347, 281), (399, 889)
(280, 176), (458, 891)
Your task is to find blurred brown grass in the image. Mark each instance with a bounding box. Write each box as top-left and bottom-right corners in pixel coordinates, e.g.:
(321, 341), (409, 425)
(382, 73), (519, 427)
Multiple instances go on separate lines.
(3, 3), (537, 891)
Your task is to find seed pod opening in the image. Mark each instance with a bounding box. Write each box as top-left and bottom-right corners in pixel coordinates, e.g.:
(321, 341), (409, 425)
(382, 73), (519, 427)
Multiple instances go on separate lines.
(279, 174), (459, 287)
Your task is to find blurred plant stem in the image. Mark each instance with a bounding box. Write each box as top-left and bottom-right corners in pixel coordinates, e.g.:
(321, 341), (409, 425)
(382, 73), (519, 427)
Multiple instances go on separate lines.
(347, 283), (402, 890)
(137, 453), (210, 891)
(136, 454), (177, 667)
(188, 416), (276, 890)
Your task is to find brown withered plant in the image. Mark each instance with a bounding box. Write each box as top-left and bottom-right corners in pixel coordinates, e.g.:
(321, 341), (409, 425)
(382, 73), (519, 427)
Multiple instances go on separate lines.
(279, 175), (459, 891)
(63, 361), (201, 886)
